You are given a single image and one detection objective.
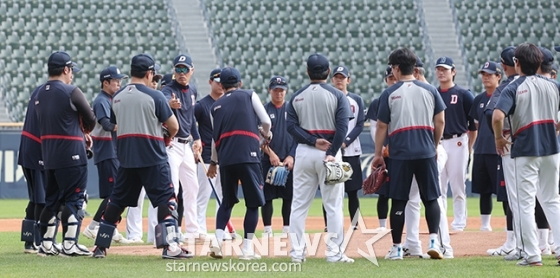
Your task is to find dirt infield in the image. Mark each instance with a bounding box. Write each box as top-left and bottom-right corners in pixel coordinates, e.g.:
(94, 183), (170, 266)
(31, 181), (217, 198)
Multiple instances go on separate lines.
(1, 216), (506, 258)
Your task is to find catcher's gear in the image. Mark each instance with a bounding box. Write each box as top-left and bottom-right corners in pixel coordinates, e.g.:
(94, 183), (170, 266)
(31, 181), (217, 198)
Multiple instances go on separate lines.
(162, 124), (171, 147)
(324, 161), (353, 185)
(265, 165), (290, 187)
(362, 166), (388, 195)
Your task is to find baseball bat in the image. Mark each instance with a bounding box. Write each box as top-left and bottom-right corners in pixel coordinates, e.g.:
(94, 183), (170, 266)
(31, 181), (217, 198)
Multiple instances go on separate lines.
(198, 156), (236, 237)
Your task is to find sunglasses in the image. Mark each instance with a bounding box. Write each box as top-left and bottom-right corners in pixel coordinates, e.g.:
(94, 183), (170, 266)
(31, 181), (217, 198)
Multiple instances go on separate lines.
(175, 67), (191, 74)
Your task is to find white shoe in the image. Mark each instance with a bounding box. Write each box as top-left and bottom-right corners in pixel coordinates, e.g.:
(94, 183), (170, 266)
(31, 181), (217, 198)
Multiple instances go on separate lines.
(385, 246), (403, 260)
(327, 254), (354, 263)
(209, 244), (223, 259)
(480, 226), (493, 232)
(442, 252), (454, 259)
(292, 257), (306, 263)
(487, 246), (514, 256)
(61, 242), (92, 257)
(112, 230), (131, 244)
(427, 239), (443, 259)
(239, 251), (261, 260)
(128, 238), (144, 244)
(504, 250), (524, 261)
(223, 232), (233, 241)
(541, 246), (552, 255)
(373, 227), (387, 232)
(402, 246), (428, 258)
(82, 226), (98, 240)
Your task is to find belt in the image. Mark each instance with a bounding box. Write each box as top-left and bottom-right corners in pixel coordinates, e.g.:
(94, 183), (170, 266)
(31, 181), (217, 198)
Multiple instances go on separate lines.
(442, 133), (463, 140)
(174, 137), (192, 144)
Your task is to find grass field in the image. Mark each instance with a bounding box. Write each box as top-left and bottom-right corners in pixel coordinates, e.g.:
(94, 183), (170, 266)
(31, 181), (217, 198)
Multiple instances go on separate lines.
(3, 198), (557, 277)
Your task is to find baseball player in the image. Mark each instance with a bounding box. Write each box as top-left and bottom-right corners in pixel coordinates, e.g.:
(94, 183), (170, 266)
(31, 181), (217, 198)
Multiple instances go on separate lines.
(261, 75), (296, 235)
(18, 84), (47, 254)
(372, 48), (446, 260)
(330, 66), (364, 229)
(286, 54), (353, 263)
(492, 43), (560, 266)
(206, 67), (271, 260)
(83, 66), (130, 244)
(194, 69), (226, 238)
(401, 58), (453, 259)
(469, 61), (503, 232)
(92, 54), (191, 259)
(35, 51), (96, 256)
(435, 56), (476, 231)
(366, 66), (397, 231)
(151, 54), (202, 241)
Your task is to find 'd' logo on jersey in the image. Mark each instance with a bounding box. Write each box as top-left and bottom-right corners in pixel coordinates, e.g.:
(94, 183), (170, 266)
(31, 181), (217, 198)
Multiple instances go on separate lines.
(479, 103), (484, 108)
(450, 95), (458, 104)
(269, 113), (275, 119)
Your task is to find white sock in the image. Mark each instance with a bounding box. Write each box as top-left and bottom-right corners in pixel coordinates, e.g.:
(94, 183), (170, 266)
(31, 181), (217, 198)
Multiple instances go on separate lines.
(215, 229), (224, 244)
(88, 220), (99, 230)
(379, 219), (387, 228)
(538, 229), (549, 250)
(548, 229), (554, 246)
(481, 215), (491, 228)
(504, 230), (516, 250)
(243, 238), (253, 254)
(264, 226), (272, 233)
(393, 243), (402, 248)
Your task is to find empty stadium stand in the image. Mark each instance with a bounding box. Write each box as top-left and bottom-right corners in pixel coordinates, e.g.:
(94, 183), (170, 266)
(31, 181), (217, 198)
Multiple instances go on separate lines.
(0, 0), (184, 122)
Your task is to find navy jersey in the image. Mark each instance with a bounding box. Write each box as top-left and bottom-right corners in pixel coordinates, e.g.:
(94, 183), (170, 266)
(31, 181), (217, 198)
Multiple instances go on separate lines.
(211, 89), (262, 167)
(262, 101), (296, 161)
(112, 84), (173, 168)
(469, 92), (496, 154)
(377, 80), (446, 159)
(161, 81), (200, 140)
(195, 95), (216, 164)
(18, 86), (44, 170)
(438, 85), (476, 136)
(365, 98), (380, 121)
(91, 90), (117, 164)
(34, 80), (96, 170)
(287, 82), (352, 156)
(495, 75), (560, 158)
(484, 75), (518, 130)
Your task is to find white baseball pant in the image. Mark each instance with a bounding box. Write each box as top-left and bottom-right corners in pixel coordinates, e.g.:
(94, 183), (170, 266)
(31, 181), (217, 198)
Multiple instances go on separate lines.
(196, 162), (223, 235)
(126, 187), (146, 241)
(440, 134), (469, 230)
(404, 145), (452, 254)
(148, 139), (200, 237)
(289, 144), (344, 261)
(510, 154), (560, 263)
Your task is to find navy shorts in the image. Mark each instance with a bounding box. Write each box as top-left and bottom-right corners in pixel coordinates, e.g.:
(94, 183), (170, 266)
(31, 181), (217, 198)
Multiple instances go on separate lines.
(375, 157), (390, 197)
(109, 162), (175, 208)
(496, 158), (508, 202)
(388, 157), (440, 202)
(220, 163), (265, 208)
(262, 161), (293, 201)
(96, 158), (119, 198)
(471, 154), (499, 195)
(343, 155), (363, 192)
(22, 167), (46, 204)
(44, 165), (88, 213)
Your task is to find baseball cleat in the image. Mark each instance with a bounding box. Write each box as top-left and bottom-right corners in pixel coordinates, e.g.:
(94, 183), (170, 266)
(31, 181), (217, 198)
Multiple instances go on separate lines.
(128, 238), (144, 244)
(403, 247), (429, 258)
(385, 246), (403, 260)
(162, 246), (193, 259)
(427, 239), (443, 259)
(61, 242), (93, 257)
(24, 242), (38, 254)
(209, 244), (223, 259)
(37, 243), (61, 257)
(93, 246), (107, 258)
(480, 226), (492, 232)
(541, 246), (552, 255)
(239, 253), (261, 260)
(504, 250), (524, 261)
(82, 226), (98, 240)
(292, 257), (306, 263)
(486, 246), (514, 256)
(112, 230), (131, 244)
(516, 259), (542, 266)
(327, 254), (354, 263)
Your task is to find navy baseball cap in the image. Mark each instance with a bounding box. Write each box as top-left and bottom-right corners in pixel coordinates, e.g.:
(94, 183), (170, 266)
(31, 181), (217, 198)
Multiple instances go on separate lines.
(269, 76), (288, 90)
(99, 66), (127, 82)
(384, 66), (393, 78)
(500, 46), (516, 67)
(174, 54), (193, 68)
(161, 73), (173, 86)
(415, 57), (424, 68)
(307, 53), (329, 73)
(48, 51), (80, 72)
(131, 54), (160, 72)
(209, 68), (221, 82)
(435, 56), (454, 69)
(478, 61), (502, 75)
(555, 46), (560, 52)
(539, 47), (554, 66)
(332, 65), (349, 77)
(220, 67), (241, 85)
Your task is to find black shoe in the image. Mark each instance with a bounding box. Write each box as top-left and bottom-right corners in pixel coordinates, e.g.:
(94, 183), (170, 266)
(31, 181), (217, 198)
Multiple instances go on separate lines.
(93, 246), (107, 258)
(24, 242), (38, 254)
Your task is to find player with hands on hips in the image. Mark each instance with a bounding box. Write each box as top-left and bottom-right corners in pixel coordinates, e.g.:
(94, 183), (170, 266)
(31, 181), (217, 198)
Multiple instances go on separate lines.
(260, 76), (296, 235)
(286, 54), (354, 263)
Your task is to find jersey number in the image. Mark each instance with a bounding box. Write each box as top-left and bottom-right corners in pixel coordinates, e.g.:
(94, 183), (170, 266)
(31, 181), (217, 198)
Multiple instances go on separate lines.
(450, 95), (458, 104)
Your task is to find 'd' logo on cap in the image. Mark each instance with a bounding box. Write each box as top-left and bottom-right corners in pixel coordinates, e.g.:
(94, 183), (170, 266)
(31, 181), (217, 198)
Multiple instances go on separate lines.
(276, 77), (282, 83)
(484, 62), (489, 68)
(337, 67), (343, 72)
(178, 56), (186, 62)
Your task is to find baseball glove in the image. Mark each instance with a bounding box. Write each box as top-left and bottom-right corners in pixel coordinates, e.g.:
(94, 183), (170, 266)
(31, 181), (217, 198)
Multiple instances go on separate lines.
(362, 166), (388, 195)
(162, 124), (171, 147)
(265, 165), (290, 187)
(324, 161), (353, 185)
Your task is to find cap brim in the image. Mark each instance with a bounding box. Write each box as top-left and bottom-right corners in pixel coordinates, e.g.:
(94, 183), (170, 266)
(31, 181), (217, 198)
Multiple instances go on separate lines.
(71, 62), (81, 73)
(212, 77), (221, 83)
(113, 74), (128, 79)
(555, 46), (560, 52)
(332, 72), (349, 78)
(435, 64), (453, 69)
(479, 69), (497, 74)
(270, 85), (288, 90)
(175, 62), (193, 68)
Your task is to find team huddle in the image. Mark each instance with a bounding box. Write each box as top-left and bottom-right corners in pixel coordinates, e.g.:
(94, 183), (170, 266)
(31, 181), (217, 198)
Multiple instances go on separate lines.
(16, 43), (560, 265)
